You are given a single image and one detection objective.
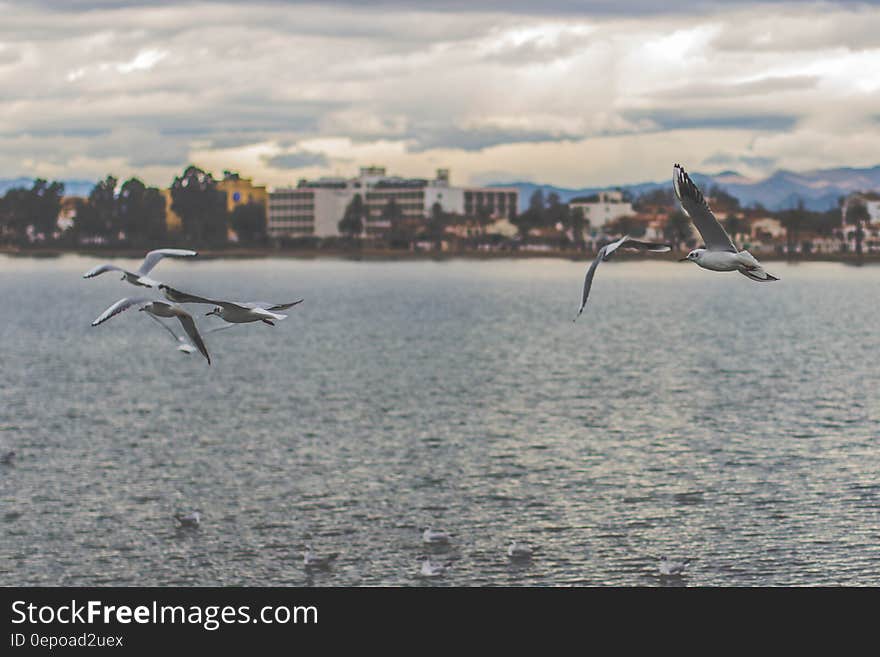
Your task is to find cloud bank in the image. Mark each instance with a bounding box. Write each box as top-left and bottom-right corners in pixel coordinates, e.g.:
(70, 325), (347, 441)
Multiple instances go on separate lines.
(1, 1), (879, 188)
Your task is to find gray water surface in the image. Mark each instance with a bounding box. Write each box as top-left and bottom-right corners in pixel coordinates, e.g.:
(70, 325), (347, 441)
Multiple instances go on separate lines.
(1, 255), (879, 586)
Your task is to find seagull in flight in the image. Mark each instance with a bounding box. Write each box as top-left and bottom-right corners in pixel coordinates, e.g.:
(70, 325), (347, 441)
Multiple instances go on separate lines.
(91, 298), (211, 364)
(574, 235), (671, 320)
(157, 284), (303, 326)
(82, 248), (197, 288)
(673, 164), (778, 282)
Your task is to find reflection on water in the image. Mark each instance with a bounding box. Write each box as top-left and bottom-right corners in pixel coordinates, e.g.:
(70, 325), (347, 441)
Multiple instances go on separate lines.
(1, 255), (879, 586)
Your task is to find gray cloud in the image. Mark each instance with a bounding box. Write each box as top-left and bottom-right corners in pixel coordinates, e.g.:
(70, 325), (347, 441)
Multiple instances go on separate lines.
(0, 1), (877, 186)
(262, 151), (330, 169)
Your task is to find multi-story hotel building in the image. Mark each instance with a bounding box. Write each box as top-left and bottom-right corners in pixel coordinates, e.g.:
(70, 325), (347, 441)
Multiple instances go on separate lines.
(268, 167), (518, 239)
(568, 190), (635, 232)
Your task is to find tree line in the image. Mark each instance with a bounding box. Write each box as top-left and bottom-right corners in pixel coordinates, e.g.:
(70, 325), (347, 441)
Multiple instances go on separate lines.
(0, 165), (268, 248)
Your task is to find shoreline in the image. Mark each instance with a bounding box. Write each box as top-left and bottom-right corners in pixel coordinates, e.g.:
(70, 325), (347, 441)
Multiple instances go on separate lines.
(1, 245), (879, 264)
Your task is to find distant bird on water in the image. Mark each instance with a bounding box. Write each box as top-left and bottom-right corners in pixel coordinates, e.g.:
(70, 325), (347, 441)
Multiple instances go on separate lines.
(82, 248), (197, 288)
(91, 297), (211, 364)
(419, 558), (452, 578)
(1, 450), (15, 466)
(506, 541), (534, 560)
(422, 527), (452, 545)
(157, 284), (303, 326)
(574, 235), (671, 320)
(174, 511), (201, 528)
(303, 546), (339, 570)
(658, 555), (691, 576)
(673, 164), (778, 282)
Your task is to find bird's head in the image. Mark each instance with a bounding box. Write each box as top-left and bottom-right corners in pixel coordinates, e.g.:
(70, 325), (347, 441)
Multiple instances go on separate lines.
(679, 249), (703, 262)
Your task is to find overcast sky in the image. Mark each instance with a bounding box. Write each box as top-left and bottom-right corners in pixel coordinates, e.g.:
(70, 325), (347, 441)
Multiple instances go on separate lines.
(2, 0), (879, 188)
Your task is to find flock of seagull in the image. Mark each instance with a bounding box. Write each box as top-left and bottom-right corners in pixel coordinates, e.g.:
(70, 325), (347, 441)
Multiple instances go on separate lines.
(84, 250), (304, 364)
(47, 163), (772, 582)
(575, 164), (778, 319)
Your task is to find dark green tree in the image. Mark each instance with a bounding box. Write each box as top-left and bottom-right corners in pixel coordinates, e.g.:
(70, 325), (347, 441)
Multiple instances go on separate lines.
(338, 193), (366, 239)
(708, 185), (741, 213)
(118, 177), (167, 245)
(426, 201), (448, 249)
(475, 204), (493, 234)
(382, 197), (408, 247)
(87, 176), (119, 240)
(845, 200), (870, 257)
(512, 189), (545, 239)
(664, 210), (693, 251)
(230, 202), (266, 244)
(170, 166), (227, 245)
(633, 188), (675, 212)
(0, 187), (31, 238)
(606, 214), (646, 238)
(724, 213), (746, 245)
(778, 201), (806, 254)
(569, 206), (587, 248)
(545, 192), (570, 229)
(28, 179), (65, 238)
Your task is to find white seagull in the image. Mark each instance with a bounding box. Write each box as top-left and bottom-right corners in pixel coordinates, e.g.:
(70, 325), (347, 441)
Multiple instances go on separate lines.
(422, 527), (452, 545)
(83, 249), (197, 288)
(574, 235), (671, 320)
(658, 555), (691, 576)
(91, 297), (211, 364)
(673, 164), (779, 282)
(419, 558), (452, 578)
(157, 284), (303, 326)
(174, 511), (201, 528)
(303, 546), (339, 570)
(507, 541), (534, 560)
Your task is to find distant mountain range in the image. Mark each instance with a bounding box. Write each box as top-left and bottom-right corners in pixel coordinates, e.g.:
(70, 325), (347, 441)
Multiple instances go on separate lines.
(491, 165), (880, 212)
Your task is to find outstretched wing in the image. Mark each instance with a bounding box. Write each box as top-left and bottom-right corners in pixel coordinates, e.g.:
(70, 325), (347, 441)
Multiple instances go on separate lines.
(248, 299), (304, 311)
(160, 284), (217, 305)
(174, 312), (211, 365)
(574, 247), (606, 321)
(204, 323), (239, 335)
(144, 311), (184, 343)
(618, 239), (672, 253)
(91, 297), (150, 326)
(137, 249), (198, 276)
(672, 164), (737, 253)
(83, 263), (127, 279)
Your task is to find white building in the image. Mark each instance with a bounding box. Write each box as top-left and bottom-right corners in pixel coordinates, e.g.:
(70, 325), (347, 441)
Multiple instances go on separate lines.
(842, 192), (880, 225)
(268, 167), (518, 239)
(567, 191), (634, 231)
